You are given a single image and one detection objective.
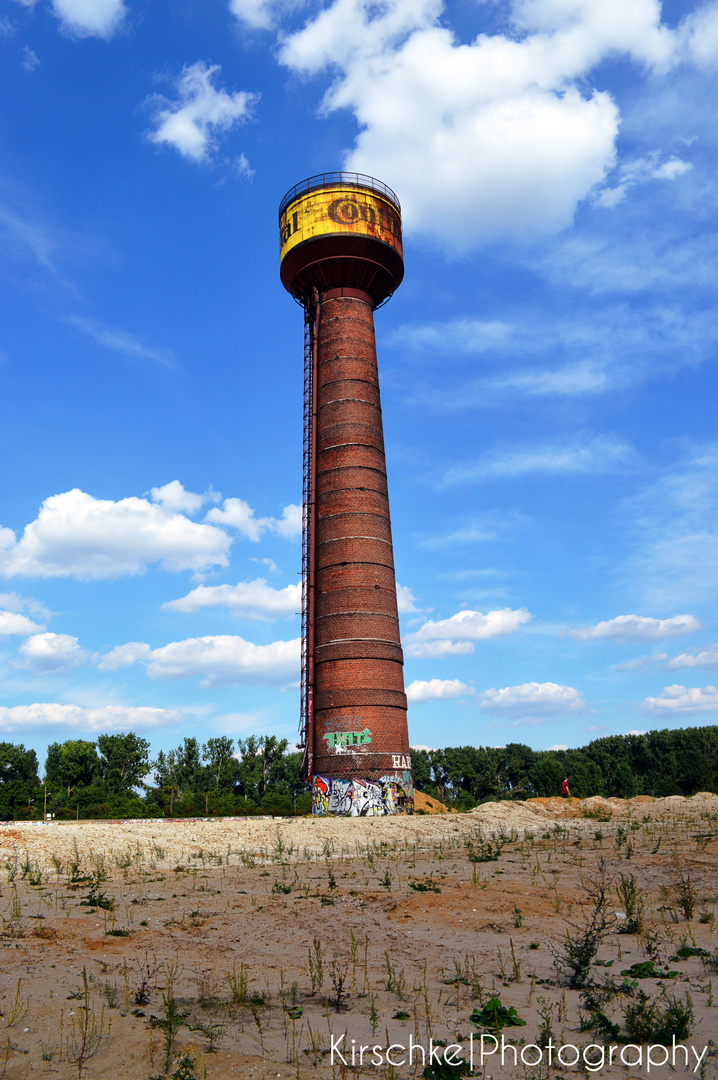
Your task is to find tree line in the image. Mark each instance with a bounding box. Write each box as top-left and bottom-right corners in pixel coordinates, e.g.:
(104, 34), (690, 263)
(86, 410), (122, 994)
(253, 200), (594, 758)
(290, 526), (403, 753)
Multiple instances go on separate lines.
(0, 724), (716, 820)
(0, 734), (306, 820)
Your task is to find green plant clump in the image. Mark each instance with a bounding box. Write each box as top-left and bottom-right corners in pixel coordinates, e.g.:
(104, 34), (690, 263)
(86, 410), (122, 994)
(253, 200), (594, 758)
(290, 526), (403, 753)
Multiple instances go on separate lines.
(470, 996), (526, 1033)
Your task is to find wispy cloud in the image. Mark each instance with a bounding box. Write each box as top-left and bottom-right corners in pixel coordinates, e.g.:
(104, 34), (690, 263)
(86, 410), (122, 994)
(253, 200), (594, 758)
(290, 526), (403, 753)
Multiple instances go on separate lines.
(440, 434), (638, 487)
(623, 443), (718, 609)
(65, 314), (176, 368)
(391, 304), (718, 409)
(594, 153), (692, 209)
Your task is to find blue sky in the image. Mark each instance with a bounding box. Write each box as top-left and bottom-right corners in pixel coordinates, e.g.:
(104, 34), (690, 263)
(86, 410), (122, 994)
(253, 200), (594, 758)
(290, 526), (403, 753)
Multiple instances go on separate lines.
(0, 0), (717, 766)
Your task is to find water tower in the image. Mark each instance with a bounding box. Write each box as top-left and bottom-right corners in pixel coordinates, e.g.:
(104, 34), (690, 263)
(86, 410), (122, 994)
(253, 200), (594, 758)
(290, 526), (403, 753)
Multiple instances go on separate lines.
(279, 172), (413, 815)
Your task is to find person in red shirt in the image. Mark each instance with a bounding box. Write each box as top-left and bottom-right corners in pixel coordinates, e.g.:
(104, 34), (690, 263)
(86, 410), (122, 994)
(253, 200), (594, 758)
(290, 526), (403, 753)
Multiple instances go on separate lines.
(561, 777), (571, 798)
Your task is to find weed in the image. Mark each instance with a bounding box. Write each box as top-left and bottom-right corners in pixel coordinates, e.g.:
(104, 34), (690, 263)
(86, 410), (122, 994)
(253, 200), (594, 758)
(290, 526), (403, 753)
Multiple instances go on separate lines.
(308, 938), (324, 995)
(470, 996), (526, 1033)
(536, 997), (556, 1049)
(408, 876), (441, 893)
(65, 967), (105, 1078)
(379, 870), (392, 890)
(617, 873), (644, 934)
(227, 961), (248, 1004)
(466, 837), (502, 863)
(133, 949), (160, 1005)
(512, 904), (523, 928)
(674, 866), (698, 920)
(369, 993), (379, 1035)
(167, 1051), (204, 1080)
(187, 1017), (227, 1054)
(5, 979), (29, 1027)
(272, 880), (292, 895)
(384, 952), (406, 998)
(102, 981), (119, 1009)
(329, 960), (350, 1012)
(79, 876), (114, 911)
(582, 805), (611, 822)
(551, 858), (615, 988)
(151, 994), (187, 1072)
(623, 988), (694, 1044)
(620, 960), (679, 980)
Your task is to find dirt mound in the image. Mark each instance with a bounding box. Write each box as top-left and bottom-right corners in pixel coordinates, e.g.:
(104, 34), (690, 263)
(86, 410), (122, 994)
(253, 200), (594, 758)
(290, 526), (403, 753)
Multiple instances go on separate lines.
(414, 791), (448, 813)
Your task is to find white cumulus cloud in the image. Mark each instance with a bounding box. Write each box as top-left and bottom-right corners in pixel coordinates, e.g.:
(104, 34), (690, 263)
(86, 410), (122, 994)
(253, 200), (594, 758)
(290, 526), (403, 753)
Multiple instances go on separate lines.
(99, 634), (300, 687)
(641, 684), (718, 716)
(15, 632), (87, 673)
(53, 0), (125, 37)
(406, 678), (471, 702)
(150, 480), (213, 515)
(480, 681), (588, 720)
(147, 62), (258, 163)
(277, 0), (697, 251)
(96, 641), (152, 672)
(206, 497), (301, 541)
(163, 578), (301, 620)
(9, 0), (126, 37)
(404, 607), (530, 658)
(146, 635), (300, 687)
(0, 488), (231, 580)
(0, 702), (185, 735)
(569, 614), (700, 642)
(229, 0), (280, 29)
(396, 584), (421, 614)
(0, 609), (45, 636)
(665, 644), (718, 671)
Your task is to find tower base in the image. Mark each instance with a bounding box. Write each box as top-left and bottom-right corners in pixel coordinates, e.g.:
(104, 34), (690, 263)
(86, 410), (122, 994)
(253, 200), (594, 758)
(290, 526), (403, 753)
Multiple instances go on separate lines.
(312, 771), (414, 816)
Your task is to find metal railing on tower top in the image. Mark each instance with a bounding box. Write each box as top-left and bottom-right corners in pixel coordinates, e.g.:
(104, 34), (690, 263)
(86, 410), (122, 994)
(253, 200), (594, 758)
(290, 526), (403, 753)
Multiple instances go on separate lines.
(279, 172), (401, 218)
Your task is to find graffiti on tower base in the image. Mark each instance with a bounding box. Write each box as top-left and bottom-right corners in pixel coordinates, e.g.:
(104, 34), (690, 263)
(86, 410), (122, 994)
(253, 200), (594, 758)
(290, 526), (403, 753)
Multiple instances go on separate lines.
(312, 773), (414, 816)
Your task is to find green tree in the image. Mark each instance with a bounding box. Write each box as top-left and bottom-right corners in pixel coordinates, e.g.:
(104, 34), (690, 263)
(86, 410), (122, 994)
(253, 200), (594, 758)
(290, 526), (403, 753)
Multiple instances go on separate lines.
(44, 740), (99, 798)
(97, 732), (150, 795)
(237, 735), (289, 802)
(202, 736), (236, 789)
(0, 743), (41, 819)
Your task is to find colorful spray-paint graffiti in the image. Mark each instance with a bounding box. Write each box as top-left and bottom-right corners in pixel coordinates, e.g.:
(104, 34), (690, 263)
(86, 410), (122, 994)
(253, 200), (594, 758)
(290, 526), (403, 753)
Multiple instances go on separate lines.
(312, 773), (414, 816)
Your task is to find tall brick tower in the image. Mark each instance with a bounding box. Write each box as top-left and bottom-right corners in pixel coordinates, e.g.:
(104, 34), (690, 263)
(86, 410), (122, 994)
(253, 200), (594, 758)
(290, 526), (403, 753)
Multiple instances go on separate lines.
(279, 172), (413, 816)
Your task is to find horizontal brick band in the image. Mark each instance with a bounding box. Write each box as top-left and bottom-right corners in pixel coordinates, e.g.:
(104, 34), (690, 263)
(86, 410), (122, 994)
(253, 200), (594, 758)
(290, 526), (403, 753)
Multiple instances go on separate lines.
(316, 563), (398, 592)
(314, 638), (404, 662)
(317, 514), (392, 545)
(317, 426), (386, 454)
(317, 467), (389, 496)
(315, 613), (400, 646)
(318, 380), (381, 406)
(314, 688), (408, 710)
(318, 442), (386, 470)
(318, 490), (389, 517)
(314, 587), (399, 616)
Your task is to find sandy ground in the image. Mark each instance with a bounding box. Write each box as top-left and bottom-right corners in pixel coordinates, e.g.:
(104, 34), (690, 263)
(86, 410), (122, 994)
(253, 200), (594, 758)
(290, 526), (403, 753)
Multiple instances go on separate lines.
(0, 794), (716, 1079)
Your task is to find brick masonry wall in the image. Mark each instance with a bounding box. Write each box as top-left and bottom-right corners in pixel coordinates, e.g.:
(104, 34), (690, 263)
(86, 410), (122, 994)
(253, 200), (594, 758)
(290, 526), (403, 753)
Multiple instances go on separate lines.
(312, 292), (411, 782)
